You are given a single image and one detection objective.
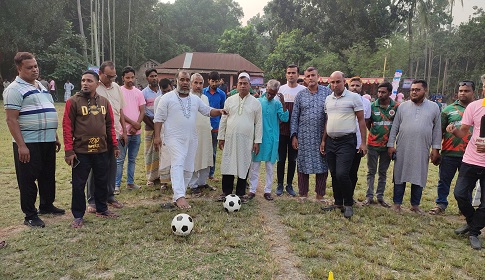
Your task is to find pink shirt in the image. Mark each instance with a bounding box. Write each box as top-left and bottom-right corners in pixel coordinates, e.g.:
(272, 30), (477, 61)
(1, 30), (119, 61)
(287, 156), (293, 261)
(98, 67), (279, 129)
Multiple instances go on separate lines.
(461, 99), (485, 167)
(120, 86), (146, 135)
(49, 80), (55, 90)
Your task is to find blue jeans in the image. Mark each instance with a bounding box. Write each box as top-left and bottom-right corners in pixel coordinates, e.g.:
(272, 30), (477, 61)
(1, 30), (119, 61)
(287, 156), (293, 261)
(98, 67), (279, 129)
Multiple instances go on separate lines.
(116, 134), (141, 186)
(393, 183), (423, 206)
(209, 131), (218, 177)
(435, 156), (463, 208)
(454, 163), (485, 236)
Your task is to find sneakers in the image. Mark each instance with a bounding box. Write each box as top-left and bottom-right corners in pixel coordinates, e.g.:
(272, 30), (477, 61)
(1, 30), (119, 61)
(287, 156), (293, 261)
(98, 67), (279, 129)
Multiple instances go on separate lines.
(71, 218), (84, 229)
(108, 200), (124, 209)
(285, 185), (296, 197)
(275, 184), (284, 196)
(114, 187), (121, 195)
(126, 184), (141, 190)
(38, 205), (66, 215)
(24, 216), (45, 228)
(95, 210), (119, 218)
(455, 224), (470, 235)
(469, 235), (481, 250)
(343, 206), (353, 219)
(247, 192), (256, 200)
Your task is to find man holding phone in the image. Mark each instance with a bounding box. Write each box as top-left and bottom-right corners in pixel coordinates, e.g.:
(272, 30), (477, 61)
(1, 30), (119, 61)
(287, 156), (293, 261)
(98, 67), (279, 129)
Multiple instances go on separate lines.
(63, 70), (120, 228)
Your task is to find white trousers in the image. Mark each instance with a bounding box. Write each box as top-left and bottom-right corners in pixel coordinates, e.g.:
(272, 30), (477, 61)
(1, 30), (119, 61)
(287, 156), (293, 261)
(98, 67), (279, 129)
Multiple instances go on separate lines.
(249, 161), (274, 194)
(189, 167), (210, 189)
(171, 164), (192, 202)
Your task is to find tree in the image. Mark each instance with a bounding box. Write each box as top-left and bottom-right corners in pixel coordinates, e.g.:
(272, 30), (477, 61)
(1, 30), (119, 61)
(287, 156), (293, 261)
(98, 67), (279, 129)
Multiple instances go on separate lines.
(217, 25), (264, 67)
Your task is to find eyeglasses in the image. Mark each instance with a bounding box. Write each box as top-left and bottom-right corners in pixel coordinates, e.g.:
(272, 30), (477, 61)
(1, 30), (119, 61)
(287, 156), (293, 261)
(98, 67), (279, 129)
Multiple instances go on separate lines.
(105, 74), (117, 80)
(459, 81), (474, 87)
(410, 88), (423, 92)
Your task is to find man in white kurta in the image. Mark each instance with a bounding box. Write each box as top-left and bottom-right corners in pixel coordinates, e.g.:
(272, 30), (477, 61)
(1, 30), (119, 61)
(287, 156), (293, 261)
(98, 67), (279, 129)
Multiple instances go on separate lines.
(218, 72), (263, 199)
(154, 71), (225, 209)
(188, 73), (215, 195)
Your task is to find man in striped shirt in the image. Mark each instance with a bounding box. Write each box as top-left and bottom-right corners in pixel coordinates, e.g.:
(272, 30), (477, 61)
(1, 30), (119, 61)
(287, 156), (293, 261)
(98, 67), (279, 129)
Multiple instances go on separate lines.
(4, 52), (65, 228)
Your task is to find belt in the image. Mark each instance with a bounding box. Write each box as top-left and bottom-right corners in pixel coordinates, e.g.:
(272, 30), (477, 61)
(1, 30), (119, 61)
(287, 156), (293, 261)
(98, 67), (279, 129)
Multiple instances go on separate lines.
(328, 133), (356, 141)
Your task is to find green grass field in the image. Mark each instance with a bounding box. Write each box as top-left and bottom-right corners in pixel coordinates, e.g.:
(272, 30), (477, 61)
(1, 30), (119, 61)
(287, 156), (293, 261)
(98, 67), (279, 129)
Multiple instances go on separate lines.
(0, 102), (484, 279)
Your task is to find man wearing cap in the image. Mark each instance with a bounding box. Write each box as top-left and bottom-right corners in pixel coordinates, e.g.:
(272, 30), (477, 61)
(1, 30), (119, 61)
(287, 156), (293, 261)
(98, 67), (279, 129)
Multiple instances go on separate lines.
(218, 72), (262, 200)
(203, 71), (226, 180)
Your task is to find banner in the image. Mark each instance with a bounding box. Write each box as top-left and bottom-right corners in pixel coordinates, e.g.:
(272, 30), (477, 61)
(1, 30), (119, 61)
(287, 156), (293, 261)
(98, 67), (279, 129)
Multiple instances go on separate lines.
(391, 70), (402, 95)
(402, 78), (414, 89)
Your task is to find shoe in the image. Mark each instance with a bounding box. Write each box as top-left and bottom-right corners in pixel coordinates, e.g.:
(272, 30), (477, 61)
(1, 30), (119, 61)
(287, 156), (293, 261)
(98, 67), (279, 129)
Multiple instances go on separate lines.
(24, 216), (45, 228)
(428, 205), (445, 215)
(247, 192), (256, 200)
(362, 197), (374, 206)
(275, 185), (284, 196)
(392, 204), (402, 213)
(469, 235), (481, 250)
(108, 200), (124, 209)
(240, 196), (249, 204)
(455, 224), (470, 235)
(321, 204), (344, 213)
(215, 193), (227, 202)
(410, 206), (426, 215)
(87, 205), (96, 213)
(126, 184), (141, 190)
(38, 205), (66, 215)
(160, 183), (168, 191)
(146, 180), (154, 187)
(344, 206), (353, 219)
(70, 218), (84, 229)
(377, 199), (391, 208)
(285, 185), (296, 197)
(263, 193), (274, 201)
(199, 184), (217, 191)
(190, 187), (202, 197)
(96, 210), (119, 218)
(114, 187), (121, 195)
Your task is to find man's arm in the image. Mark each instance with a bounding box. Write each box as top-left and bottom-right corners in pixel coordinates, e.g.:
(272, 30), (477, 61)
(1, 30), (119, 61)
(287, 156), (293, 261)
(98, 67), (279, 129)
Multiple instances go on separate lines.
(143, 115), (155, 130)
(153, 122), (163, 152)
(119, 109), (128, 143)
(320, 117), (328, 155)
(356, 110), (367, 155)
(5, 109), (29, 163)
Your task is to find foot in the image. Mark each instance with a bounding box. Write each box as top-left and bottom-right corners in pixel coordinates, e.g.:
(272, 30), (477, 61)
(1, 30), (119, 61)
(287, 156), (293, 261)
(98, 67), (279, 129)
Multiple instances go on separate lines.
(87, 205), (96, 213)
(114, 187), (121, 195)
(410, 206), (425, 215)
(190, 187), (202, 197)
(321, 204), (344, 212)
(455, 224), (470, 235)
(70, 218), (84, 229)
(263, 193), (274, 201)
(24, 216), (45, 228)
(469, 235), (481, 250)
(175, 197), (191, 209)
(0, 240), (6, 249)
(95, 210), (119, 218)
(126, 184), (141, 190)
(146, 180), (154, 187)
(209, 176), (220, 182)
(38, 205), (66, 215)
(428, 205), (445, 215)
(362, 197), (374, 206)
(199, 184), (217, 191)
(316, 195), (332, 205)
(247, 192), (256, 200)
(275, 185), (284, 196)
(160, 183), (168, 191)
(108, 200), (124, 209)
(343, 206), (353, 219)
(392, 204), (402, 213)
(286, 185), (297, 197)
(297, 196), (308, 203)
(377, 199), (391, 208)
(216, 193), (227, 202)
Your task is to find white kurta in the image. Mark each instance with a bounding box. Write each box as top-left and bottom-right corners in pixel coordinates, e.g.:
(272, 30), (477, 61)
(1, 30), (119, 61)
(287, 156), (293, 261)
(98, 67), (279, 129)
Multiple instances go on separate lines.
(154, 91), (212, 173)
(193, 93), (213, 171)
(218, 93), (263, 179)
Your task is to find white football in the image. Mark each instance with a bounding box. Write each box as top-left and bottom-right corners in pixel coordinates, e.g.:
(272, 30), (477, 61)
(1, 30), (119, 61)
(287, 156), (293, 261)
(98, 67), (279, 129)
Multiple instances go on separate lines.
(223, 194), (241, 212)
(171, 213), (194, 236)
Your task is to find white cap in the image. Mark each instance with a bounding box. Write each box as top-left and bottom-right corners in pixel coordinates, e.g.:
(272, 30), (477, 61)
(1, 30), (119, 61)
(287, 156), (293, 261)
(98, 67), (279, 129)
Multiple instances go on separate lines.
(238, 72), (250, 80)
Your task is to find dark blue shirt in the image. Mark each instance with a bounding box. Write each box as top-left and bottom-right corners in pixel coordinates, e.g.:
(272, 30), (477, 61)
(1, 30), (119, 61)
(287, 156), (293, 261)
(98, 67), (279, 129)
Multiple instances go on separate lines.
(203, 86), (226, 131)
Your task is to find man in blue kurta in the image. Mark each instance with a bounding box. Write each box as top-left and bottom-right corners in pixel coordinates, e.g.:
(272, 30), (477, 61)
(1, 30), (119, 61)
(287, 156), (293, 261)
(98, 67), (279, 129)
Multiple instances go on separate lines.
(248, 79), (289, 200)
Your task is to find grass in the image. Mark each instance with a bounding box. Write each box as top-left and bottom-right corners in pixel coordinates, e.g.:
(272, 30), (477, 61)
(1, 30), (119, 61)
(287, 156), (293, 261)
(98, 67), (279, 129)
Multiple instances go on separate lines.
(0, 101), (484, 279)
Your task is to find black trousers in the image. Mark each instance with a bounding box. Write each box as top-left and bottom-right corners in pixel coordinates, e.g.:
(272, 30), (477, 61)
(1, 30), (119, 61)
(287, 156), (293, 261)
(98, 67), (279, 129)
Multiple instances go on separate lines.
(277, 134), (298, 186)
(222, 175), (247, 197)
(13, 142), (56, 218)
(72, 152), (109, 218)
(350, 149), (363, 193)
(326, 134), (357, 206)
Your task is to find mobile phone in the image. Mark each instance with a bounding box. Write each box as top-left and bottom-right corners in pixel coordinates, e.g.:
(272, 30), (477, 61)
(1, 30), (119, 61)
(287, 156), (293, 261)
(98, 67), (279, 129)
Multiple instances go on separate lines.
(72, 157), (80, 168)
(119, 138), (125, 147)
(391, 152), (396, 161)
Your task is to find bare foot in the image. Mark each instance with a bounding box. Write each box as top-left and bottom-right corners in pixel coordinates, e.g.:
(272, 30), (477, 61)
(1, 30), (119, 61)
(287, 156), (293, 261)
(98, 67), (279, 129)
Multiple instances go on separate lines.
(392, 204), (402, 213)
(410, 206), (425, 215)
(175, 197), (191, 209)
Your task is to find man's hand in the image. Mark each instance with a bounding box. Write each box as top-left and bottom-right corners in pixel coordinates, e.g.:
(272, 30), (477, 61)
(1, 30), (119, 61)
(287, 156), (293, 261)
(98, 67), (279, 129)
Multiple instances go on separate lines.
(128, 127), (137, 135)
(17, 145), (30, 163)
(358, 143), (368, 156)
(122, 133), (128, 146)
(253, 143), (260, 155)
(65, 154), (76, 166)
(319, 140), (326, 156)
(132, 122), (142, 131)
(218, 140), (225, 150)
(221, 109), (228, 115)
(154, 137), (162, 152)
(55, 140), (61, 153)
(114, 150), (121, 158)
(430, 149), (441, 165)
(388, 147), (396, 159)
(292, 137), (298, 150)
(477, 144), (485, 153)
(446, 123), (456, 134)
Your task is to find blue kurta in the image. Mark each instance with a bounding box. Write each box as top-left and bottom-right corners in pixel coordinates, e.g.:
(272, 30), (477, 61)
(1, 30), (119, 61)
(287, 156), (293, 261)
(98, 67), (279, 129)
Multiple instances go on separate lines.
(253, 97), (289, 163)
(290, 85), (331, 174)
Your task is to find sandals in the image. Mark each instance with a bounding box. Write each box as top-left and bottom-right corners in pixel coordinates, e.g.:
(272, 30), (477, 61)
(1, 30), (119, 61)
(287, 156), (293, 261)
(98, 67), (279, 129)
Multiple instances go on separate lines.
(70, 218), (84, 229)
(146, 181), (154, 187)
(362, 198), (374, 206)
(428, 206), (445, 215)
(0, 240), (7, 249)
(263, 193), (274, 201)
(95, 210), (119, 218)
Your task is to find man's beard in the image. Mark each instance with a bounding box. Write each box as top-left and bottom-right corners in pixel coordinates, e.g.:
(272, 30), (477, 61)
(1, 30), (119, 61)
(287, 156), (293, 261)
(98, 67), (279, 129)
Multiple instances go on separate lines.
(177, 85), (190, 95)
(81, 89), (91, 97)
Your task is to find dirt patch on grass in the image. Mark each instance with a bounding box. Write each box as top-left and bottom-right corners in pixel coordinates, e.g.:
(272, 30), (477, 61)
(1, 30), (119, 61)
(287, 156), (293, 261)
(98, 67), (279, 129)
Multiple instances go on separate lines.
(256, 195), (307, 280)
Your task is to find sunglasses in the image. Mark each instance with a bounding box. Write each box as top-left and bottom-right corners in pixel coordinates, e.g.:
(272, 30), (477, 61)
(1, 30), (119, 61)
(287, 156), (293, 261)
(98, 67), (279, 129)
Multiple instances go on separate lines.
(459, 81), (474, 87)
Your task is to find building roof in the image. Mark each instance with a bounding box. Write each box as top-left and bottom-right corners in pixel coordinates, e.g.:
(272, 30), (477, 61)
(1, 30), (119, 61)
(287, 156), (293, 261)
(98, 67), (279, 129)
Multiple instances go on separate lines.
(157, 52), (264, 76)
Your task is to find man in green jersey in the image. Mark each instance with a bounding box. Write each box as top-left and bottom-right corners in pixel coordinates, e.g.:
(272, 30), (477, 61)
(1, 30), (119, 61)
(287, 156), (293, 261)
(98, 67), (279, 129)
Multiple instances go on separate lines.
(429, 80), (475, 215)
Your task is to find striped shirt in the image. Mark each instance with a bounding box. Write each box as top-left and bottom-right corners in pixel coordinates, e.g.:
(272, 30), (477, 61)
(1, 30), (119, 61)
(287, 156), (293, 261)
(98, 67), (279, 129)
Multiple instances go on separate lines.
(325, 89), (363, 138)
(3, 76), (58, 143)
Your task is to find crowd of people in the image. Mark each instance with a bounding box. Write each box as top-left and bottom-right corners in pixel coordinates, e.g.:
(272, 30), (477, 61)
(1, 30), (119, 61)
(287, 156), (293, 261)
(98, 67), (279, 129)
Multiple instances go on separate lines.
(3, 51), (485, 250)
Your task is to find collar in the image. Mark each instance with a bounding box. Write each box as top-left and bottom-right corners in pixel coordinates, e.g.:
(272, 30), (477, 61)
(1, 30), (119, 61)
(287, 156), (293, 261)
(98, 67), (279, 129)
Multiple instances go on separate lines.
(375, 98), (395, 107)
(331, 88), (350, 99)
(15, 76), (37, 87)
(98, 81), (114, 90)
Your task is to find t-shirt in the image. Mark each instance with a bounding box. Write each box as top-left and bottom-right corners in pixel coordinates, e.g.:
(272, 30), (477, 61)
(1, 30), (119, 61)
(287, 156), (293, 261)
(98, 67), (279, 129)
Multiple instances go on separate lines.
(203, 86), (226, 132)
(396, 92), (404, 102)
(277, 83), (306, 136)
(441, 100), (471, 157)
(461, 99), (485, 167)
(355, 96), (371, 148)
(367, 99), (399, 151)
(142, 86), (161, 119)
(49, 80), (55, 91)
(121, 86), (146, 135)
(325, 89), (364, 138)
(96, 81), (126, 138)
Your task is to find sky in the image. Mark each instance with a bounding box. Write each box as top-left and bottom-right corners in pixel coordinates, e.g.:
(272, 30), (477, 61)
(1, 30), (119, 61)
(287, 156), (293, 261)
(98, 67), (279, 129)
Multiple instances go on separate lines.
(160, 0), (484, 26)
